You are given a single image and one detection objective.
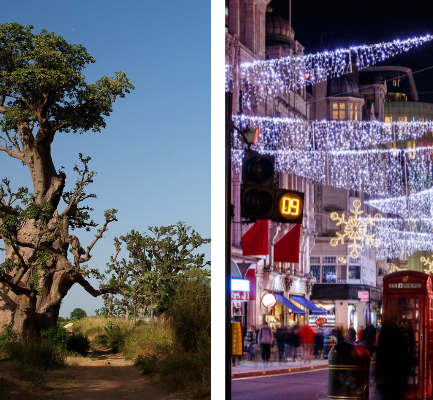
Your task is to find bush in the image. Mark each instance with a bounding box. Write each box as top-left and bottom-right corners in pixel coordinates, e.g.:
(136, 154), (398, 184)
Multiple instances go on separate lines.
(134, 354), (158, 375)
(2, 340), (65, 370)
(93, 321), (125, 352)
(40, 325), (69, 351)
(166, 272), (211, 353)
(0, 324), (16, 343)
(66, 333), (91, 355)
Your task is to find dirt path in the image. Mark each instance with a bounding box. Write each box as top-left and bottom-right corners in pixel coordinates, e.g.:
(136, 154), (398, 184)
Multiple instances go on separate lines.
(38, 352), (180, 400)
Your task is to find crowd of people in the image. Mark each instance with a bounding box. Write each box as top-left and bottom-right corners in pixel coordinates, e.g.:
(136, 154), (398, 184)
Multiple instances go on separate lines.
(241, 321), (380, 365)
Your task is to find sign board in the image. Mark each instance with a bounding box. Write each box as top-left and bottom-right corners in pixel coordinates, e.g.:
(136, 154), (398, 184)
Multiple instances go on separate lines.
(358, 291), (369, 302)
(389, 283), (422, 289)
(315, 318), (327, 327)
(231, 291), (249, 301)
(309, 314), (335, 328)
(261, 292), (277, 308)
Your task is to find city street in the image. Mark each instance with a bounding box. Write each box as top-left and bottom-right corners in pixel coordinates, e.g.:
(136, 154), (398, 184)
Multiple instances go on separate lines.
(232, 365), (381, 400)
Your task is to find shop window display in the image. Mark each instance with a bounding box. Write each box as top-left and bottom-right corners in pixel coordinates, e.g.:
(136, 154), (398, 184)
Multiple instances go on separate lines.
(348, 265), (361, 279)
(322, 265), (336, 283)
(311, 265), (321, 281)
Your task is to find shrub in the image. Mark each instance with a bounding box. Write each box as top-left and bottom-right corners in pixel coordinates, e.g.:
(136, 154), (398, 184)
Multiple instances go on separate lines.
(40, 325), (69, 351)
(93, 321), (125, 352)
(166, 271), (211, 353)
(66, 333), (91, 355)
(134, 354), (158, 375)
(2, 340), (65, 370)
(0, 324), (17, 343)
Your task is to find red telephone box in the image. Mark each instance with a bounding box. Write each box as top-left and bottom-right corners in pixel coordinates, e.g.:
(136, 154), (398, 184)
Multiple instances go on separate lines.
(383, 271), (433, 399)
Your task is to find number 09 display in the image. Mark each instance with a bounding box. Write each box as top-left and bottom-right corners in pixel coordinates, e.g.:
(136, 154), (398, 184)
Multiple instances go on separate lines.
(278, 192), (303, 221)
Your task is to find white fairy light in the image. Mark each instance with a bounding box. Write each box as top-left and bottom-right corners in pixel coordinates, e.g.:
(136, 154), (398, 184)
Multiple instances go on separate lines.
(227, 34), (433, 104)
(232, 115), (433, 152)
(232, 145), (433, 198)
(366, 217), (433, 260)
(366, 187), (433, 219)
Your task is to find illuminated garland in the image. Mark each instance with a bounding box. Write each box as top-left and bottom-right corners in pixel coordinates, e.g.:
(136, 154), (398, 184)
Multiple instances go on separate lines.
(232, 115), (433, 152)
(421, 257), (433, 274)
(232, 146), (433, 197)
(366, 218), (433, 260)
(366, 188), (433, 219)
(225, 34), (433, 104)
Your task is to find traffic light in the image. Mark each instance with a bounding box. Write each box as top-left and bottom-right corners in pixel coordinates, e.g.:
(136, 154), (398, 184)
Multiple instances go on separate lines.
(241, 149), (275, 220)
(241, 149), (304, 224)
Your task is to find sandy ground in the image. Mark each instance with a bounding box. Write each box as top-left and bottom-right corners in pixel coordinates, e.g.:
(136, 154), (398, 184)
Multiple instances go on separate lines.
(34, 352), (181, 400)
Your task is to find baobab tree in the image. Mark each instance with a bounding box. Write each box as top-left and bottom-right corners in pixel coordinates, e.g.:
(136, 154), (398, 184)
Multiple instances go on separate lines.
(0, 23), (134, 338)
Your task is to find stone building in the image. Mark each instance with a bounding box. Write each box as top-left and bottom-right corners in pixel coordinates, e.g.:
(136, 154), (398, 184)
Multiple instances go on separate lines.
(226, 1), (318, 332)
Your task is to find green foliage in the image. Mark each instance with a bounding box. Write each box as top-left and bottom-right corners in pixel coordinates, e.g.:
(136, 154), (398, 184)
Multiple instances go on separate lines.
(134, 354), (158, 375)
(0, 23), (134, 134)
(66, 333), (90, 355)
(0, 324), (16, 343)
(21, 202), (54, 221)
(40, 325), (69, 351)
(69, 308), (87, 320)
(93, 321), (125, 352)
(1, 340), (65, 370)
(166, 271), (211, 353)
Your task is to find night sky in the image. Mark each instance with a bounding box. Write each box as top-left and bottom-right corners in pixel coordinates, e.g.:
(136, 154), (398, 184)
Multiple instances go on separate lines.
(269, 0), (433, 103)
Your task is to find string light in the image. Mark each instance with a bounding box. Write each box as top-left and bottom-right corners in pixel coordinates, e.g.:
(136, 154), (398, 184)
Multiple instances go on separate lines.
(226, 34), (433, 105)
(367, 217), (433, 260)
(330, 200), (381, 258)
(232, 115), (433, 152)
(366, 187), (433, 219)
(232, 145), (433, 198)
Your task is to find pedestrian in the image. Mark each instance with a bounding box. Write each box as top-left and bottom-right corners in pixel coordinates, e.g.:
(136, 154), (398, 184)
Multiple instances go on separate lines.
(284, 326), (293, 360)
(246, 325), (257, 361)
(299, 322), (316, 363)
(357, 325), (365, 344)
(257, 321), (273, 365)
(274, 322), (288, 362)
(345, 324), (356, 342)
(364, 323), (376, 358)
(289, 323), (300, 361)
(331, 326), (342, 343)
(314, 328), (324, 359)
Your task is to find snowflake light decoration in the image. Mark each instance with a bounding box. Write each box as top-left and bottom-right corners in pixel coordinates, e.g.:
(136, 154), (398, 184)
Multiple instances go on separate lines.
(330, 200), (382, 258)
(421, 256), (433, 274)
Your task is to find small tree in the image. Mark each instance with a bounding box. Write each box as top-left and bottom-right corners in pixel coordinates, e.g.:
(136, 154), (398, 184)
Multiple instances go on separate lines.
(99, 222), (210, 316)
(69, 308), (87, 320)
(0, 23), (134, 339)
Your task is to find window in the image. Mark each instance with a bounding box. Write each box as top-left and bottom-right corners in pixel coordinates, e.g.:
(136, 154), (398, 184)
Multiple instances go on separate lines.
(339, 103), (346, 119)
(349, 256), (361, 264)
(348, 265), (361, 280)
(310, 256), (320, 264)
(311, 265), (321, 281)
(385, 117), (392, 123)
(322, 265), (336, 283)
(323, 256), (336, 264)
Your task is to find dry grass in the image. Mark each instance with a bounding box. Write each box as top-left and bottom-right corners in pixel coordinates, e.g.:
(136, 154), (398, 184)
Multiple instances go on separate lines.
(70, 316), (134, 341)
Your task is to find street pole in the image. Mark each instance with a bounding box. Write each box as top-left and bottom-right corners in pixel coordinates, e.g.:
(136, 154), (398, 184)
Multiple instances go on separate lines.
(225, 91), (233, 400)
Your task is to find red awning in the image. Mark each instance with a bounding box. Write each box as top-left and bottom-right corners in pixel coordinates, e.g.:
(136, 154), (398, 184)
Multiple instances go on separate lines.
(274, 224), (301, 263)
(242, 220), (269, 256)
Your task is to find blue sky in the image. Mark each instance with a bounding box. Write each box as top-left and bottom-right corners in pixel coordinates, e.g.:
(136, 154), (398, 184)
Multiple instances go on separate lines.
(0, 0), (211, 317)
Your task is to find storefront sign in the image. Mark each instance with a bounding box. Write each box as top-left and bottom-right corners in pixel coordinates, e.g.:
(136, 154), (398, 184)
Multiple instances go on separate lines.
(315, 318), (327, 326)
(389, 283), (422, 289)
(231, 291), (249, 301)
(309, 314), (335, 328)
(231, 279), (250, 292)
(261, 292), (277, 308)
(358, 291), (369, 301)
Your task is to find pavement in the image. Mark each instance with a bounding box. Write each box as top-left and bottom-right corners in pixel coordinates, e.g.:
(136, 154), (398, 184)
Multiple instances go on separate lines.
(231, 357), (329, 378)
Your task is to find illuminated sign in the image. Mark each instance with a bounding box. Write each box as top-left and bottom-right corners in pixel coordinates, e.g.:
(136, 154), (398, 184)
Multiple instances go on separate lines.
(274, 189), (304, 224)
(261, 292), (277, 308)
(389, 283), (422, 289)
(231, 279), (250, 292)
(315, 318), (327, 326)
(358, 291), (369, 301)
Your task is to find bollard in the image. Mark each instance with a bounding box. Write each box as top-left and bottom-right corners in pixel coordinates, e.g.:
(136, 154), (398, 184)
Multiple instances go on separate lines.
(231, 322), (243, 356)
